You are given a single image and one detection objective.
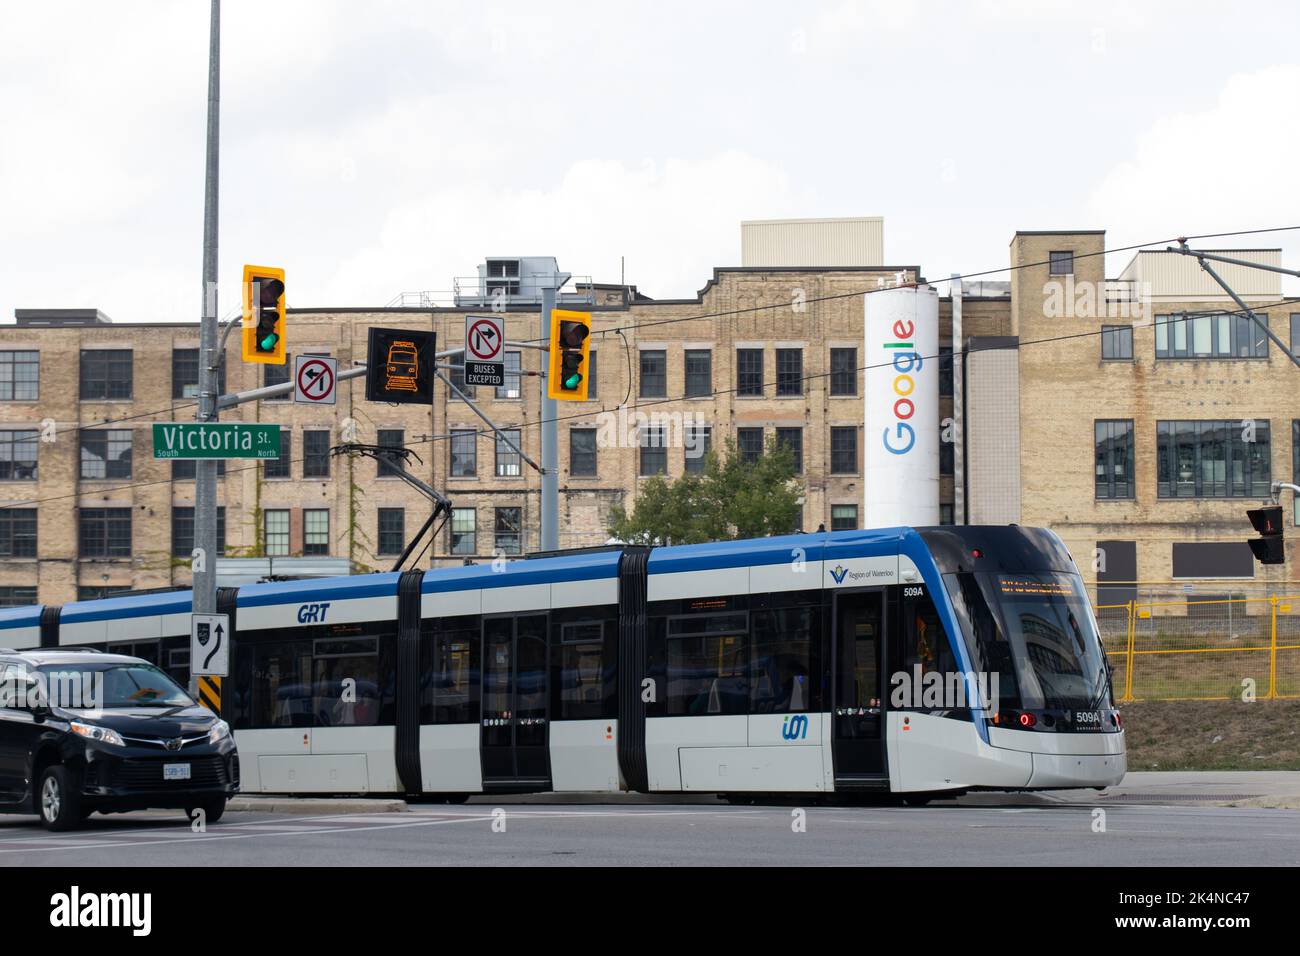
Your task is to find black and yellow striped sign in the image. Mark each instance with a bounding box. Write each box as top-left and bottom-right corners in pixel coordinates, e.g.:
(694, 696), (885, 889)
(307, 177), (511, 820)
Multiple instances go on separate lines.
(197, 675), (222, 714)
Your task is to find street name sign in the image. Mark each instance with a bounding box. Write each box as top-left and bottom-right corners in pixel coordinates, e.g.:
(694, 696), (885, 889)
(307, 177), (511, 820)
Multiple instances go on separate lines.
(152, 422), (281, 460)
(464, 314), (505, 387)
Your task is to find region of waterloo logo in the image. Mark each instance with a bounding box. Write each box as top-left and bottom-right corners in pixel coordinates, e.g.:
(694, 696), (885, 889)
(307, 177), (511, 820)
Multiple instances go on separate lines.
(829, 565), (849, 584)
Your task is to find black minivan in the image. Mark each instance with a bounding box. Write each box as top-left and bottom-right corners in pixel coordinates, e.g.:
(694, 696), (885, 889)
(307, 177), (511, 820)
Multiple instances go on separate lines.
(0, 648), (239, 830)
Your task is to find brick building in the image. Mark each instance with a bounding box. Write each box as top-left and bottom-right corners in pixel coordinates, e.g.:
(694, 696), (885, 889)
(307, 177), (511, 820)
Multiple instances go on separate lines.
(1, 228), (1295, 607)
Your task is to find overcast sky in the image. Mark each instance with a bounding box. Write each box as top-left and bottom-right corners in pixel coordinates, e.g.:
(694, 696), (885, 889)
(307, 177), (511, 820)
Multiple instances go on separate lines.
(3, 0), (1298, 323)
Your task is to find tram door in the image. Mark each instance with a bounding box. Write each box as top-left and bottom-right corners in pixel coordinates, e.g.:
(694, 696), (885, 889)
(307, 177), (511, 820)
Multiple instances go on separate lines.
(831, 590), (887, 783)
(480, 615), (551, 789)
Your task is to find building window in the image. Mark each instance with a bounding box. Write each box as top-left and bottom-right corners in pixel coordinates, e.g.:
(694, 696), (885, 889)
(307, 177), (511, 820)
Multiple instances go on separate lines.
(173, 458), (224, 480)
(830, 348), (858, 397)
(303, 430), (331, 478)
(737, 427), (764, 465)
(776, 349), (803, 396)
(171, 506), (226, 558)
(496, 429), (521, 477)
(79, 508), (131, 558)
(1157, 420), (1271, 498)
(0, 430), (38, 481)
(172, 348), (226, 399)
(495, 507), (522, 555)
(495, 351), (522, 400)
(77, 586), (130, 601)
(0, 587), (37, 607)
(448, 362), (475, 399)
(1101, 325), (1133, 361)
(586, 351), (598, 399)
(831, 504), (858, 531)
(0, 508), (37, 558)
(377, 429), (404, 477)
(640, 350), (667, 398)
(378, 508), (405, 555)
(831, 426), (858, 474)
(1295, 420), (1300, 526)
(570, 428), (597, 476)
(450, 508), (476, 555)
(736, 349), (763, 397)
(263, 510), (290, 556)
(264, 430), (291, 479)
(684, 424), (711, 474)
(1095, 420), (1135, 499)
(938, 346), (954, 397)
(0, 351), (40, 401)
(303, 509), (330, 556)
(1155, 312), (1269, 359)
(940, 435), (954, 476)
(684, 349), (712, 398)
(80, 429), (133, 480)
(940, 504), (955, 526)
(1291, 314), (1300, 358)
(80, 350), (132, 400)
(1049, 250), (1074, 275)
(450, 430), (477, 477)
(640, 425), (667, 476)
(775, 427), (803, 474)
(264, 360), (291, 399)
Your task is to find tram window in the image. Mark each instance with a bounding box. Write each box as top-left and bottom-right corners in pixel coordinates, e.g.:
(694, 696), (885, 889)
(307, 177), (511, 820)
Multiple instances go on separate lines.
(252, 639), (314, 727)
(750, 607), (820, 713)
(666, 613), (749, 716)
(893, 591), (959, 710)
(313, 636), (382, 726)
(556, 620), (615, 720)
(946, 572), (1021, 711)
(421, 616), (480, 724)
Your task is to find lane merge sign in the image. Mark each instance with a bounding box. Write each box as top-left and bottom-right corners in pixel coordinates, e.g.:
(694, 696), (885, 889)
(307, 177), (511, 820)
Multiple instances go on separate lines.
(152, 422), (281, 460)
(295, 354), (338, 405)
(464, 314), (505, 387)
(191, 613), (230, 677)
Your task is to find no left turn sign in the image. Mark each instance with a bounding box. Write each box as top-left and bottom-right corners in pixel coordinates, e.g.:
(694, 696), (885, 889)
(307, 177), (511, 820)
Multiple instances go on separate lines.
(294, 355), (338, 405)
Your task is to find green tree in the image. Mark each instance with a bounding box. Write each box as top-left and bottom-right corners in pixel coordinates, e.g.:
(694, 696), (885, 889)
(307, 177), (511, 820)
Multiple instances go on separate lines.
(608, 435), (803, 545)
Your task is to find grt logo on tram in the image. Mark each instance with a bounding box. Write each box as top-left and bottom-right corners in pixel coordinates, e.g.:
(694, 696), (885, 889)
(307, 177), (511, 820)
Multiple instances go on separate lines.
(297, 602), (331, 624)
(882, 315), (922, 456)
(782, 714), (809, 740)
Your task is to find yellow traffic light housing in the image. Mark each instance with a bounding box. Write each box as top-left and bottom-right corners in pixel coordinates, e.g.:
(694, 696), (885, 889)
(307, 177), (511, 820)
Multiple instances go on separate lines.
(547, 309), (591, 401)
(241, 264), (286, 365)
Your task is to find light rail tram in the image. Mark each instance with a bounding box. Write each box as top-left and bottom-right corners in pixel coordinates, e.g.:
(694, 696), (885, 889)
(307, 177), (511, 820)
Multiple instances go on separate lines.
(0, 525), (1125, 801)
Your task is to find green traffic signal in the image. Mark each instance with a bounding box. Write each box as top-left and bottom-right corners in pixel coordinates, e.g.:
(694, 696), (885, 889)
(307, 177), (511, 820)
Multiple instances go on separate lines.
(259, 331), (279, 351)
(560, 352), (583, 390)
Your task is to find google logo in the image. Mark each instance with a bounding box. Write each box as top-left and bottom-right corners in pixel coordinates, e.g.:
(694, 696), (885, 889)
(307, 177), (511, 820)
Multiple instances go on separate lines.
(882, 316), (923, 455)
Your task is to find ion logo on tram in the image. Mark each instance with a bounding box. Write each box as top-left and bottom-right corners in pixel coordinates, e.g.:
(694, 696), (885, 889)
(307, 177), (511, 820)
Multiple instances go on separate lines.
(782, 714), (809, 740)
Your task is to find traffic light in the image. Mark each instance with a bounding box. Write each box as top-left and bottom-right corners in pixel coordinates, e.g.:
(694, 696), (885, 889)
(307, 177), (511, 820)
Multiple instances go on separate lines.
(547, 309), (591, 401)
(241, 265), (286, 365)
(1247, 505), (1285, 565)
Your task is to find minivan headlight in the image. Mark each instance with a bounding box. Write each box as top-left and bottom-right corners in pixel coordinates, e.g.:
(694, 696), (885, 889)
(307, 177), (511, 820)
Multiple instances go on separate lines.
(209, 719), (231, 745)
(70, 722), (125, 747)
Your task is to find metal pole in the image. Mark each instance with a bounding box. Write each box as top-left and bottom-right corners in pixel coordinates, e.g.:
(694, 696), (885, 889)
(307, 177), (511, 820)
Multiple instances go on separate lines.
(194, 0), (220, 628)
(540, 285), (558, 552)
(951, 273), (964, 524)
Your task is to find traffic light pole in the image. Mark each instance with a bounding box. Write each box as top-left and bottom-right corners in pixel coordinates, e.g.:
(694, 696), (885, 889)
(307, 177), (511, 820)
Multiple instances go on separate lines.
(540, 285), (559, 553)
(194, 0), (221, 625)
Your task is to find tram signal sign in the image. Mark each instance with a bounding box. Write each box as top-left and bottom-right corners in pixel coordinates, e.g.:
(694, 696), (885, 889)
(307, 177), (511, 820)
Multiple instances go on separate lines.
(464, 314), (505, 387)
(365, 327), (436, 405)
(1247, 505), (1285, 565)
(547, 309), (590, 401)
(241, 265), (287, 365)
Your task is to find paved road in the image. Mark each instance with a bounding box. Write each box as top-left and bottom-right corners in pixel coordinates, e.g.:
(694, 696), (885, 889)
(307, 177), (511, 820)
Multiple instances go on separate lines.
(2, 799), (1298, 866)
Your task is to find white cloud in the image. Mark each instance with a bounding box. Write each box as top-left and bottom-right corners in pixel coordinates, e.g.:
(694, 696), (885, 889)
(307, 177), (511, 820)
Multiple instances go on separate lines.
(1088, 64), (1300, 277)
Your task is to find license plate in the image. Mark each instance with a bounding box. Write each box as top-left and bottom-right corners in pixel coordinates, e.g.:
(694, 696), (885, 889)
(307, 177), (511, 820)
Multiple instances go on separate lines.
(163, 763), (191, 781)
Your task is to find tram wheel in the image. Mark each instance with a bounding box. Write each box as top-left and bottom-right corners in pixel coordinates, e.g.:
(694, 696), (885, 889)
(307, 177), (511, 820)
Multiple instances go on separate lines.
(901, 794), (932, 807)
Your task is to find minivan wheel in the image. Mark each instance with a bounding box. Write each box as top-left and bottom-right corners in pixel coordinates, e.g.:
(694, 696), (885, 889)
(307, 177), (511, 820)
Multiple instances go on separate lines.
(38, 766), (84, 832)
(186, 798), (226, 825)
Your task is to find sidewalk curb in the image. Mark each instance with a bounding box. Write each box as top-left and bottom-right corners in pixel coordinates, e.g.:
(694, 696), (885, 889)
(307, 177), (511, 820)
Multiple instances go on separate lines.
(228, 797), (409, 814)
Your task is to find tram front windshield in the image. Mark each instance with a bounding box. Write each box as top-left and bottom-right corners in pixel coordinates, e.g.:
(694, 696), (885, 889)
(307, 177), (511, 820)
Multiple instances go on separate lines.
(944, 571), (1110, 714)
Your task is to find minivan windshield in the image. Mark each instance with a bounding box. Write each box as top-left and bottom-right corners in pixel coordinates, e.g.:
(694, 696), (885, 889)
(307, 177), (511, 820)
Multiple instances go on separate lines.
(35, 663), (193, 709)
